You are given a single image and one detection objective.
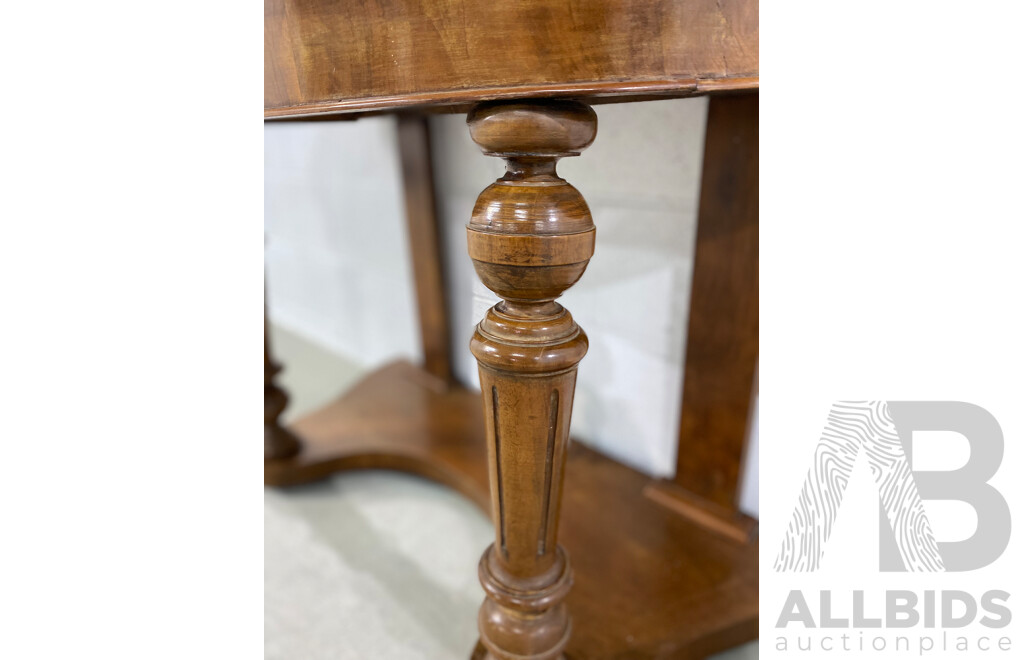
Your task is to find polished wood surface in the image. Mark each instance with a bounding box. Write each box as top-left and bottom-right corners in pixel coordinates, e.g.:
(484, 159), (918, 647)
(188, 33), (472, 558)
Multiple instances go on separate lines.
(465, 101), (598, 660)
(672, 93), (758, 515)
(265, 5), (760, 650)
(265, 361), (488, 507)
(267, 360), (758, 658)
(265, 0), (758, 119)
(398, 114), (454, 383)
(263, 99), (761, 655)
(645, 478), (758, 544)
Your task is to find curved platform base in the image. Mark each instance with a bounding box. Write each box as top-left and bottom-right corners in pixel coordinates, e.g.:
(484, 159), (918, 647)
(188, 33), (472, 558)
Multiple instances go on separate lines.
(265, 360), (490, 510)
(265, 360), (757, 659)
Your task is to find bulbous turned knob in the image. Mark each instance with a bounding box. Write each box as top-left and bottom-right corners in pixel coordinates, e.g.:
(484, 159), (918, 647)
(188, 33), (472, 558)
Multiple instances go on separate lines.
(465, 101), (598, 304)
(468, 101), (597, 157)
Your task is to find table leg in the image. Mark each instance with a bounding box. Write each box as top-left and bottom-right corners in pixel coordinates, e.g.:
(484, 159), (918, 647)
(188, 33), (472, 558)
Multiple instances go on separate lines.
(673, 93), (759, 511)
(397, 114), (454, 385)
(265, 313), (300, 460)
(465, 101), (597, 660)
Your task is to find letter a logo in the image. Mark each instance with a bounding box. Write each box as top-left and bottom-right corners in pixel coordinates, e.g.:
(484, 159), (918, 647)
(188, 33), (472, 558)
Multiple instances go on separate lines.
(774, 401), (1009, 572)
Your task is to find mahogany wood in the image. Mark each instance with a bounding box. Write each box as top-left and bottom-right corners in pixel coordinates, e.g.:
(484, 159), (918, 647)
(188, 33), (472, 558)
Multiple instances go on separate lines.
(265, 5), (761, 651)
(268, 360), (758, 658)
(644, 479), (758, 544)
(398, 114), (454, 383)
(263, 96), (761, 656)
(265, 360), (488, 508)
(263, 97), (762, 655)
(265, 0), (758, 119)
(670, 93), (759, 520)
(264, 314), (301, 460)
(465, 101), (599, 660)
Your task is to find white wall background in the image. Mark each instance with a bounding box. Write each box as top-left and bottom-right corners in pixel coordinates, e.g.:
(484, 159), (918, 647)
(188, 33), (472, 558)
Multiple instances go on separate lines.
(265, 98), (759, 515)
(265, 119), (422, 368)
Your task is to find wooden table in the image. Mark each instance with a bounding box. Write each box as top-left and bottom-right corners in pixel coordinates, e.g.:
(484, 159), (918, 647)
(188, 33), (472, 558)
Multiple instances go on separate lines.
(264, 2), (758, 658)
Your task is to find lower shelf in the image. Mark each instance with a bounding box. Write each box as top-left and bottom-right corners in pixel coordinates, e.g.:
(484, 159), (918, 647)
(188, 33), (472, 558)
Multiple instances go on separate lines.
(265, 360), (758, 659)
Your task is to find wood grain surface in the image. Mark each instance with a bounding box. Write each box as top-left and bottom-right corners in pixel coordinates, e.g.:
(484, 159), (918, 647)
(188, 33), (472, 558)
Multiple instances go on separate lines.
(265, 0), (758, 118)
(266, 360), (758, 658)
(465, 101), (599, 660)
(398, 114), (454, 383)
(674, 93), (759, 511)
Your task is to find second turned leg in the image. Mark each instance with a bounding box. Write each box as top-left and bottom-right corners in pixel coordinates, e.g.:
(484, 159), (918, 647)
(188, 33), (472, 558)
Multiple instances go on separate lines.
(265, 315), (300, 461)
(466, 101), (598, 660)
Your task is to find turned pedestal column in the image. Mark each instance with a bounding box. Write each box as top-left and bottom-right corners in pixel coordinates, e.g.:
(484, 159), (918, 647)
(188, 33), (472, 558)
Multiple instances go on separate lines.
(466, 101), (597, 660)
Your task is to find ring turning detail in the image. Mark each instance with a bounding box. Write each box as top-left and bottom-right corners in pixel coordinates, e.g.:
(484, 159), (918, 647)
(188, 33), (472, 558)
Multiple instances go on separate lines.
(466, 100), (597, 660)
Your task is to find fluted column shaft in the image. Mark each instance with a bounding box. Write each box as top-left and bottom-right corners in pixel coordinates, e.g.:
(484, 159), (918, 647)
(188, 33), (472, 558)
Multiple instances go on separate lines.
(466, 101), (597, 660)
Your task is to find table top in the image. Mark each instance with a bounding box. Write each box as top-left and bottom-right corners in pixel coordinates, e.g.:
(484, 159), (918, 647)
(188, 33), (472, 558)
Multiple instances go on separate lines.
(265, 0), (758, 119)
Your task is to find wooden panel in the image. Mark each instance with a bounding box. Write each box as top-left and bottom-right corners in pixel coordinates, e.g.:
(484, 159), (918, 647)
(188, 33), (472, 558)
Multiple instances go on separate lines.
(265, 0), (758, 118)
(673, 92), (758, 511)
(397, 114), (453, 384)
(465, 101), (598, 660)
(267, 360), (757, 658)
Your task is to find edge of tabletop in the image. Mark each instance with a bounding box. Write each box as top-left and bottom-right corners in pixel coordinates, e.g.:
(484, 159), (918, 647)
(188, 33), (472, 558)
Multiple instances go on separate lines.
(263, 77), (759, 121)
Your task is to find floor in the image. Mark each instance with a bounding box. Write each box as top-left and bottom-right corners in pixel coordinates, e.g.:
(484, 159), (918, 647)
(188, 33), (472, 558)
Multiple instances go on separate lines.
(265, 324), (758, 659)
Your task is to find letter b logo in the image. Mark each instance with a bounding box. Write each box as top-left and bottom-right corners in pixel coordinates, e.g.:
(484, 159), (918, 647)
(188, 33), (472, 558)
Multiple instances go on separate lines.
(774, 401), (1010, 572)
